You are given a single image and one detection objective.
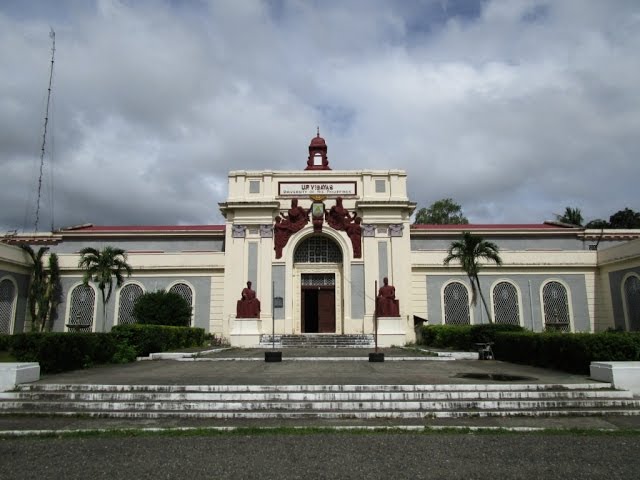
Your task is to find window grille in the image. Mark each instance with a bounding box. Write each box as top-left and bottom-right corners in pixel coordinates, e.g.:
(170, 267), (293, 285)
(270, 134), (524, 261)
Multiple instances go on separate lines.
(294, 236), (342, 263)
(493, 282), (520, 325)
(542, 281), (571, 332)
(301, 274), (335, 287)
(68, 284), (95, 332)
(170, 283), (194, 308)
(118, 284), (143, 325)
(443, 282), (470, 325)
(0, 279), (16, 334)
(624, 275), (640, 331)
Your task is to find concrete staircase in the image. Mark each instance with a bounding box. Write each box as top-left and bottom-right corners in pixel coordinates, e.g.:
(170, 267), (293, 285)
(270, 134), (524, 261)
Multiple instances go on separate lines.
(1, 383), (639, 420)
(259, 334), (375, 348)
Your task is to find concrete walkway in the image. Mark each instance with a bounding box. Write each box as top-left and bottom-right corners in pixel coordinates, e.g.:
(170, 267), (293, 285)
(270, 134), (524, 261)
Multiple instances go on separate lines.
(2, 347), (640, 434)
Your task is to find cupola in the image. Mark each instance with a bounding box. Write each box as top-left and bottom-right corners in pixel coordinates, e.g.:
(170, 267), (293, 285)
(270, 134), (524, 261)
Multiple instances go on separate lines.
(305, 128), (331, 170)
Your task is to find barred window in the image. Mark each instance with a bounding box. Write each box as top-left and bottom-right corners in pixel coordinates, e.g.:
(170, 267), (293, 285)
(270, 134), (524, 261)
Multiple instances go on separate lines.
(492, 282), (520, 326)
(542, 281), (571, 332)
(169, 283), (194, 325)
(67, 284), (95, 332)
(294, 236), (342, 263)
(624, 275), (640, 331)
(118, 284), (143, 325)
(0, 278), (17, 334)
(443, 282), (470, 325)
(301, 274), (335, 286)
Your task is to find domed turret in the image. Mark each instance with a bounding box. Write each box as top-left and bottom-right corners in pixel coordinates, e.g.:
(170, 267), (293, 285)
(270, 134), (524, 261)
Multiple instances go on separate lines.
(305, 128), (331, 170)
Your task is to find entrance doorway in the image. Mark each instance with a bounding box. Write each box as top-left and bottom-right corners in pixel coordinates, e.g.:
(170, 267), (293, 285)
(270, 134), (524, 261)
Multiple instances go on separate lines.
(301, 274), (336, 333)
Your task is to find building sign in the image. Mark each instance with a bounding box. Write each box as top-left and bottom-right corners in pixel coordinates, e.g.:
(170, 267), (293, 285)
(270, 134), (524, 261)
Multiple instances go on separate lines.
(278, 182), (357, 197)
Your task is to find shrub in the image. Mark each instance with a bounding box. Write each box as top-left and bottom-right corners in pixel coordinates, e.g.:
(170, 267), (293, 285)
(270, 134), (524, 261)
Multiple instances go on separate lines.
(111, 324), (206, 357)
(493, 331), (640, 374)
(419, 324), (524, 350)
(10, 332), (117, 373)
(0, 335), (11, 352)
(133, 290), (192, 327)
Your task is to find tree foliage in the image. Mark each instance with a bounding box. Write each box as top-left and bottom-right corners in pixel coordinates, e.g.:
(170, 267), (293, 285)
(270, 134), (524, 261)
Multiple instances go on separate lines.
(556, 207), (583, 226)
(609, 208), (640, 229)
(78, 246), (132, 331)
(20, 245), (61, 332)
(414, 198), (469, 225)
(443, 232), (503, 323)
(133, 290), (192, 327)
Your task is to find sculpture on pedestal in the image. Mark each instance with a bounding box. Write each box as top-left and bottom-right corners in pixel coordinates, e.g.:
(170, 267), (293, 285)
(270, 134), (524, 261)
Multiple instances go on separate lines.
(376, 277), (400, 317)
(236, 281), (261, 318)
(345, 216), (363, 258)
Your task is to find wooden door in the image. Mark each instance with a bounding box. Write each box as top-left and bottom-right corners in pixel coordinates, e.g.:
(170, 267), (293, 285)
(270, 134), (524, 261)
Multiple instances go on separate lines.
(318, 288), (335, 333)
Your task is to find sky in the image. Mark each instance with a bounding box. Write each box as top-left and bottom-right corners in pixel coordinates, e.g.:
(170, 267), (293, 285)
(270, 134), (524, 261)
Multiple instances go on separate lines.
(1, 0), (639, 232)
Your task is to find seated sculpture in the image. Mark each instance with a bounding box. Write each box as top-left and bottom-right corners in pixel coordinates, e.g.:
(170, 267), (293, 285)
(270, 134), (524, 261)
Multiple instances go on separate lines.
(376, 277), (400, 317)
(236, 281), (261, 318)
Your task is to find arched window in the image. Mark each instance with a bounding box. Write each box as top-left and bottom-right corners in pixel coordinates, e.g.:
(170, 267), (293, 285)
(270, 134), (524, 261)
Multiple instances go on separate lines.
(294, 236), (343, 263)
(0, 278), (17, 334)
(118, 283), (144, 325)
(623, 275), (640, 331)
(67, 284), (96, 332)
(169, 282), (194, 325)
(542, 281), (571, 332)
(443, 282), (470, 325)
(492, 282), (520, 326)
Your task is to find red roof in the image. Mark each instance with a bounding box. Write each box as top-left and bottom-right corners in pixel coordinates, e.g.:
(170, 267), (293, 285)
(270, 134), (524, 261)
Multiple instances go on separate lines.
(411, 223), (569, 231)
(60, 225), (225, 233)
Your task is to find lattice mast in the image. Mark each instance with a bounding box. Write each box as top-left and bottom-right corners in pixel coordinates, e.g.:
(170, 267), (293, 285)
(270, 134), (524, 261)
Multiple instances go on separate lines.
(34, 28), (56, 232)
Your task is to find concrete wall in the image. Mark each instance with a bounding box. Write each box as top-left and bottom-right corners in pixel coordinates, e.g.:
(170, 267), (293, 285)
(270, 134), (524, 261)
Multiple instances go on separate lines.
(423, 273), (590, 332)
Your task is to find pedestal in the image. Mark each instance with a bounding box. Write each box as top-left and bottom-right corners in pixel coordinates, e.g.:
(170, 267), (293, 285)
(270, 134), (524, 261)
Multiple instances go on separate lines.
(229, 316), (262, 347)
(0, 363), (40, 392)
(376, 316), (406, 347)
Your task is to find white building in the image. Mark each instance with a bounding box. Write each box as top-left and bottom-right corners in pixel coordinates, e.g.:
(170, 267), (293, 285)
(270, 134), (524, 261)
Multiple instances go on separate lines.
(1, 134), (639, 344)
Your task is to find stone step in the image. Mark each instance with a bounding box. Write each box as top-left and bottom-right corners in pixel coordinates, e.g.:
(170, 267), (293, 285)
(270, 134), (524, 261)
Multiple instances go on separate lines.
(1, 389), (633, 402)
(260, 334), (376, 348)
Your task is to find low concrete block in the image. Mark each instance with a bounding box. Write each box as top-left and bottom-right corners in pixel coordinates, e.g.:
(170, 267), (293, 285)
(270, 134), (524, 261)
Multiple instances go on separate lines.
(0, 363), (40, 392)
(590, 362), (640, 394)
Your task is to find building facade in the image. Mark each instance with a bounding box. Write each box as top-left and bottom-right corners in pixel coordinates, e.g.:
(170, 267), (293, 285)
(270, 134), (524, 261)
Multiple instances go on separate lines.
(2, 134), (640, 344)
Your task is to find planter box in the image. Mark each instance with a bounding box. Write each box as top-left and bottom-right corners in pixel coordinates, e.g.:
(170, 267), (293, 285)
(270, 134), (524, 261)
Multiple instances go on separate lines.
(0, 363), (40, 392)
(590, 361), (640, 394)
(265, 351), (282, 362)
(369, 352), (385, 362)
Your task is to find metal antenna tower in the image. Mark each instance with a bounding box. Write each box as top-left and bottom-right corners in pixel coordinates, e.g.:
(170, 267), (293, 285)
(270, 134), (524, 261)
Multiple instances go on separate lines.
(34, 28), (56, 232)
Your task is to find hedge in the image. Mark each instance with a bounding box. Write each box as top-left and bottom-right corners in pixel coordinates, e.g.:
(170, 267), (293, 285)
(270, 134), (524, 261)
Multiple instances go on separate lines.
(10, 332), (117, 373)
(493, 331), (640, 374)
(111, 324), (206, 358)
(5, 325), (206, 374)
(419, 324), (524, 350)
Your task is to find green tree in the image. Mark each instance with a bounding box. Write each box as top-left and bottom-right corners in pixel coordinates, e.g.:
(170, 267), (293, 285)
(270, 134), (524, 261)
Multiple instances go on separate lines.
(609, 208), (640, 229)
(414, 198), (469, 224)
(443, 232), (503, 323)
(78, 246), (132, 331)
(585, 219), (609, 229)
(20, 245), (61, 332)
(556, 207), (583, 226)
(133, 290), (192, 327)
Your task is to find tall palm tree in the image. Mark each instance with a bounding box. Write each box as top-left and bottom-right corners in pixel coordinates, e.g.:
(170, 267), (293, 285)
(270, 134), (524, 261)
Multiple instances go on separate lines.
(443, 232), (503, 323)
(20, 244), (61, 332)
(78, 246), (132, 331)
(557, 207), (583, 227)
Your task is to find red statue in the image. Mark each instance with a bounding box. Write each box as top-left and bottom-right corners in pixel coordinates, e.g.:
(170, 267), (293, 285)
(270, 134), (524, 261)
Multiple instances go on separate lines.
(326, 197), (354, 231)
(273, 216), (293, 259)
(236, 281), (261, 318)
(345, 216), (362, 258)
(376, 277), (400, 317)
(282, 198), (308, 232)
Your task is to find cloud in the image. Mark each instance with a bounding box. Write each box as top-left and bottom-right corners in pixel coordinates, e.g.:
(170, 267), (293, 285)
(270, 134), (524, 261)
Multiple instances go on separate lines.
(1, 0), (639, 233)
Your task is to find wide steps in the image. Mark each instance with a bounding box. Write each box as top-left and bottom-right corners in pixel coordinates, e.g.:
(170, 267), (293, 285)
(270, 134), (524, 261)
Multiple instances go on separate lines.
(1, 383), (639, 420)
(260, 334), (375, 348)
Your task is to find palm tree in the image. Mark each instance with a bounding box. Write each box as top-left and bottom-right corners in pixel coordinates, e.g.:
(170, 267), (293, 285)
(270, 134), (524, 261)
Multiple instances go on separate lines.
(20, 244), (61, 332)
(557, 207), (583, 227)
(443, 232), (503, 323)
(78, 246), (132, 331)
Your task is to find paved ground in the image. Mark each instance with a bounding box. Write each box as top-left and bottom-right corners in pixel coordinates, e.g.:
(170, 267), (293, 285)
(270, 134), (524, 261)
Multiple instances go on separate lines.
(1, 347), (639, 433)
